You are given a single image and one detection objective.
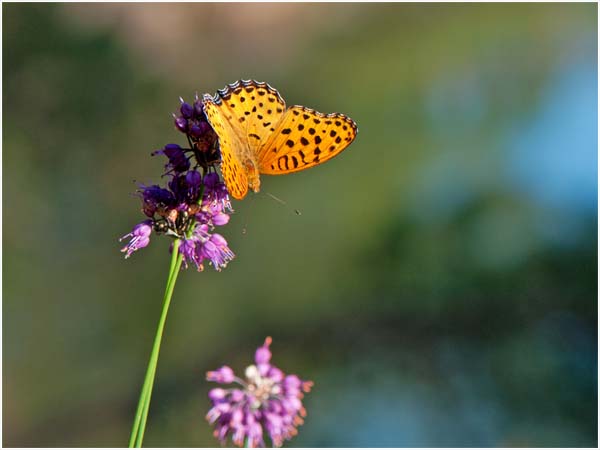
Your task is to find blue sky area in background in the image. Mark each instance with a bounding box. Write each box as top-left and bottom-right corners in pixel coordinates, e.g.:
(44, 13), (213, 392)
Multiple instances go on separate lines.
(507, 63), (597, 217)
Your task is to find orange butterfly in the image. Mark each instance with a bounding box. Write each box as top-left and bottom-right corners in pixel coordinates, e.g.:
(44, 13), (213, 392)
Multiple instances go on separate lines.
(203, 80), (357, 200)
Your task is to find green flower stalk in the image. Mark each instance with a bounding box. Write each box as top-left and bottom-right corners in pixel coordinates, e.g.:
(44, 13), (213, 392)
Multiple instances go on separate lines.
(121, 96), (234, 447)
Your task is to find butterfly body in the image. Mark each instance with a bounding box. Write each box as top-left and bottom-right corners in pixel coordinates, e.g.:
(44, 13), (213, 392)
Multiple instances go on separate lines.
(203, 80), (357, 199)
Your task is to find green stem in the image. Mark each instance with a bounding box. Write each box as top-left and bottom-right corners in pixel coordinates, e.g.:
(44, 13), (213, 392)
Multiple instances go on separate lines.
(129, 240), (184, 447)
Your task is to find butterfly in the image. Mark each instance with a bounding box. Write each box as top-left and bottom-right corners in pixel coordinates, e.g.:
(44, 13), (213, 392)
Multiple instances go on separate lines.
(202, 80), (357, 200)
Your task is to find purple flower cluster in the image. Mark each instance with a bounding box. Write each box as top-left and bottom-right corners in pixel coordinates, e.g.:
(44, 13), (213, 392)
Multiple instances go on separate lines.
(120, 97), (234, 271)
(173, 95), (219, 161)
(206, 337), (313, 448)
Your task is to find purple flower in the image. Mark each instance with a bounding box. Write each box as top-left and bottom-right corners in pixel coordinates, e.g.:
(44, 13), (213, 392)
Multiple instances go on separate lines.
(138, 184), (174, 218)
(168, 171), (203, 206)
(199, 233), (235, 270)
(152, 144), (190, 174)
(207, 366), (236, 384)
(179, 98), (194, 119)
(206, 337), (313, 448)
(174, 115), (188, 133)
(203, 172), (232, 213)
(120, 94), (235, 270)
(172, 96), (218, 156)
(120, 220), (153, 258)
(178, 224), (235, 271)
(193, 96), (204, 116)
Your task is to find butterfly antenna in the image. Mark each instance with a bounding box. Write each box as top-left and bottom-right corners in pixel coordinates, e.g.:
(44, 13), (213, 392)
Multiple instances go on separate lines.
(239, 195), (255, 236)
(265, 192), (287, 206)
(264, 192), (303, 216)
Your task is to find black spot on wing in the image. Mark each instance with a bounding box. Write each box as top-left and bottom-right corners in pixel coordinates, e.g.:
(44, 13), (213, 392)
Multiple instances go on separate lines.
(299, 150), (309, 164)
(278, 155), (289, 170)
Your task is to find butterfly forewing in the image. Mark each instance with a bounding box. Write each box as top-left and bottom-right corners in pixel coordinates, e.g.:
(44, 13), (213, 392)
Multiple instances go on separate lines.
(257, 106), (357, 175)
(211, 80), (286, 153)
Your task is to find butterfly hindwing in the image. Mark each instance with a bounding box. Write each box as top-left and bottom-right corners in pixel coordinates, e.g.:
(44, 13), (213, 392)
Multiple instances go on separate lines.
(203, 97), (249, 199)
(257, 106), (357, 175)
(219, 138), (249, 200)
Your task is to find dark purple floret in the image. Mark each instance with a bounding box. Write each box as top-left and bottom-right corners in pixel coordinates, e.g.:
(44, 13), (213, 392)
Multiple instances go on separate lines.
(174, 115), (188, 133)
(203, 172), (220, 188)
(186, 170), (202, 193)
(198, 121), (212, 135)
(138, 184), (175, 217)
(189, 123), (204, 138)
(152, 143), (190, 174)
(180, 99), (194, 119)
(193, 94), (204, 116)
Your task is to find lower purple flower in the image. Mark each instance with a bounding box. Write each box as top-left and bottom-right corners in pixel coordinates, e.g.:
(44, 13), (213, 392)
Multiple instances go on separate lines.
(206, 337), (313, 448)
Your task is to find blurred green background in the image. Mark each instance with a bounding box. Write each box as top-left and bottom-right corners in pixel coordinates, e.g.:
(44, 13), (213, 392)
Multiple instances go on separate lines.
(3, 3), (597, 447)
